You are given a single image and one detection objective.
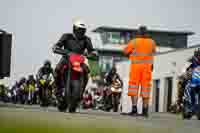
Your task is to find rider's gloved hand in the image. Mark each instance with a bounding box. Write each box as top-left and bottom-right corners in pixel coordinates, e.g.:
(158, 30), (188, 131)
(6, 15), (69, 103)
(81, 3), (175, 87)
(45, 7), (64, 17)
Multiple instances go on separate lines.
(65, 49), (74, 56)
(88, 51), (99, 61)
(91, 51), (98, 56)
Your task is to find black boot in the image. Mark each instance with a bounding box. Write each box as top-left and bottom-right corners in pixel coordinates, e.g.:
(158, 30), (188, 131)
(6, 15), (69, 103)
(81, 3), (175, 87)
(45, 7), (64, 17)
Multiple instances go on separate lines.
(142, 107), (149, 118)
(128, 105), (138, 116)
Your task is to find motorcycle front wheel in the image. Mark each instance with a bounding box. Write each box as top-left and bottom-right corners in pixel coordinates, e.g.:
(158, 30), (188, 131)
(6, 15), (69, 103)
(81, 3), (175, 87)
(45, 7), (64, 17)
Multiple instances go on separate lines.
(68, 80), (82, 113)
(40, 87), (49, 107)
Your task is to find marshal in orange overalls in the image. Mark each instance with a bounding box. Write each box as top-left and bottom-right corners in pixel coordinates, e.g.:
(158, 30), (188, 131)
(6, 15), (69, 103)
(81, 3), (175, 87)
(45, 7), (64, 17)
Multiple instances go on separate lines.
(124, 37), (156, 99)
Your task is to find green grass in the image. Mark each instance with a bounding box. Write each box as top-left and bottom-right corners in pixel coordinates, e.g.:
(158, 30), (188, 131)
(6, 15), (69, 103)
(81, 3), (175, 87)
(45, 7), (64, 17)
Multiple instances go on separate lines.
(0, 109), (176, 133)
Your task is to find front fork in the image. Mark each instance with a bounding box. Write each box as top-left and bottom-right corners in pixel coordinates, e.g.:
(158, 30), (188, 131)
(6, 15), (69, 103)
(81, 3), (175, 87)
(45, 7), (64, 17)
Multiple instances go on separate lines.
(64, 64), (71, 105)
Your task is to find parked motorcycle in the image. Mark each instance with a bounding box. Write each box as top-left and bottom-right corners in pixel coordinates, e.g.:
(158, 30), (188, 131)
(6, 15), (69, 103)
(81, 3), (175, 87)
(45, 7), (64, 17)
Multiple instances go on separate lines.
(93, 91), (104, 110)
(27, 84), (35, 105)
(54, 49), (98, 113)
(82, 91), (93, 109)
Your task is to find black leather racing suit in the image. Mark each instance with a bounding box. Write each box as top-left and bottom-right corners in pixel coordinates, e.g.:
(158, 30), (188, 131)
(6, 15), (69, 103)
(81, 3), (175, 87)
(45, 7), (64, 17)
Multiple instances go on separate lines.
(52, 33), (95, 95)
(36, 67), (54, 80)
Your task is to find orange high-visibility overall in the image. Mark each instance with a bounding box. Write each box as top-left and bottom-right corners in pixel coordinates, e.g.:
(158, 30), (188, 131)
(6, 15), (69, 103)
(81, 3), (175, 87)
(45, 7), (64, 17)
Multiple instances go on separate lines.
(124, 37), (156, 99)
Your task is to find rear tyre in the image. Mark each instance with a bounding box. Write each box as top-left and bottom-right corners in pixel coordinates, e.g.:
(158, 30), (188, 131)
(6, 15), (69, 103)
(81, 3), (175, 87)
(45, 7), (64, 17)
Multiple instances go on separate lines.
(196, 112), (200, 120)
(182, 105), (193, 120)
(182, 99), (193, 120)
(113, 95), (119, 112)
(195, 104), (200, 120)
(21, 95), (26, 104)
(183, 111), (192, 120)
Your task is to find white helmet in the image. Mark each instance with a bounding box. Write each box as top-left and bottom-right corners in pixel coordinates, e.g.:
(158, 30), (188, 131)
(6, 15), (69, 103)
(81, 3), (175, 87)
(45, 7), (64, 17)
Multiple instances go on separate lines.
(73, 19), (87, 38)
(73, 19), (86, 29)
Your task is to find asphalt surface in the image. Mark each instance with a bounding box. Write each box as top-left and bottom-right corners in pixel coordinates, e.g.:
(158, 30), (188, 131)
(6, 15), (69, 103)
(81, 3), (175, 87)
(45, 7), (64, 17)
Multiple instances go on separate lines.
(0, 102), (200, 133)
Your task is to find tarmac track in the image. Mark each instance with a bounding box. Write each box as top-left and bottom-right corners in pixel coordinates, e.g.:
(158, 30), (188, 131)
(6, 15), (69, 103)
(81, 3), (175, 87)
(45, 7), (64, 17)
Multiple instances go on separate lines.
(0, 102), (200, 133)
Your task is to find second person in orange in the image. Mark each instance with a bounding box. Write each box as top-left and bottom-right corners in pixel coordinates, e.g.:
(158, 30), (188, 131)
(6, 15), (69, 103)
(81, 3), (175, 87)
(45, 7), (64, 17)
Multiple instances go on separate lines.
(123, 26), (157, 117)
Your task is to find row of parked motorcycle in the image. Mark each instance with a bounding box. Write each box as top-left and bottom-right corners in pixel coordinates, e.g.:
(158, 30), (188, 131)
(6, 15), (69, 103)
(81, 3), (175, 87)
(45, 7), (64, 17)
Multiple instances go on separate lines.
(82, 85), (122, 112)
(0, 52), (123, 113)
(0, 74), (122, 113)
(0, 75), (57, 106)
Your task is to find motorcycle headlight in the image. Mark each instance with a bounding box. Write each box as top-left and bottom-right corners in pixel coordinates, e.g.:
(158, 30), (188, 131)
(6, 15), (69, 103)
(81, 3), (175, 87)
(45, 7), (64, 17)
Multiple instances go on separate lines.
(73, 67), (83, 72)
(40, 79), (46, 85)
(72, 61), (81, 67)
(72, 61), (83, 72)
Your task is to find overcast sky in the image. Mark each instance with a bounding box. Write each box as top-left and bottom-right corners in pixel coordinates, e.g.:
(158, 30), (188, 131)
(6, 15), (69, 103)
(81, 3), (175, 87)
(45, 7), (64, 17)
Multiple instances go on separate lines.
(0, 0), (200, 85)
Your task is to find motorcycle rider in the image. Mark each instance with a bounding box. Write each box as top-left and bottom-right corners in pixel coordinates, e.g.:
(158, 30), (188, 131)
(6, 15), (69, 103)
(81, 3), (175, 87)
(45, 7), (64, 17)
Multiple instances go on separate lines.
(104, 66), (123, 86)
(184, 48), (200, 117)
(27, 75), (36, 84)
(36, 60), (54, 101)
(10, 81), (18, 103)
(104, 66), (123, 111)
(26, 75), (37, 104)
(52, 19), (98, 98)
(18, 77), (27, 104)
(36, 60), (54, 80)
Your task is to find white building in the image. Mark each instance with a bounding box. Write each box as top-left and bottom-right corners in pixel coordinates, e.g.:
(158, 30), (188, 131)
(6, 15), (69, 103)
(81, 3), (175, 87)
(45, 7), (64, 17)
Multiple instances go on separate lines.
(91, 26), (197, 113)
(116, 45), (200, 113)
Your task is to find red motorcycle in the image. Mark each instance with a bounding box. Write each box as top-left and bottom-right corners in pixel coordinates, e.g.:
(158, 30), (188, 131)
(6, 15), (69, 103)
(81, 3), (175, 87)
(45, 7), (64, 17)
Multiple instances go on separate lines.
(54, 49), (98, 113)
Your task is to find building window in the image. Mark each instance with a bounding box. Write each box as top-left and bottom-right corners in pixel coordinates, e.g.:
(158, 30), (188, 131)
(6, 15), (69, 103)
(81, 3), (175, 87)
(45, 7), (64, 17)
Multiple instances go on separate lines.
(101, 32), (110, 44)
(101, 31), (135, 45)
(101, 32), (128, 45)
(110, 32), (121, 44)
(125, 32), (131, 43)
(165, 77), (173, 112)
(153, 79), (160, 112)
(99, 56), (113, 72)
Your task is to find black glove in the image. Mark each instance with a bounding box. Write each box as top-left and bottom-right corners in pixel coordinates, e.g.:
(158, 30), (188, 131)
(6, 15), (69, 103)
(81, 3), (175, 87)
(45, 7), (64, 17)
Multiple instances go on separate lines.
(88, 51), (99, 61)
(91, 51), (98, 57)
